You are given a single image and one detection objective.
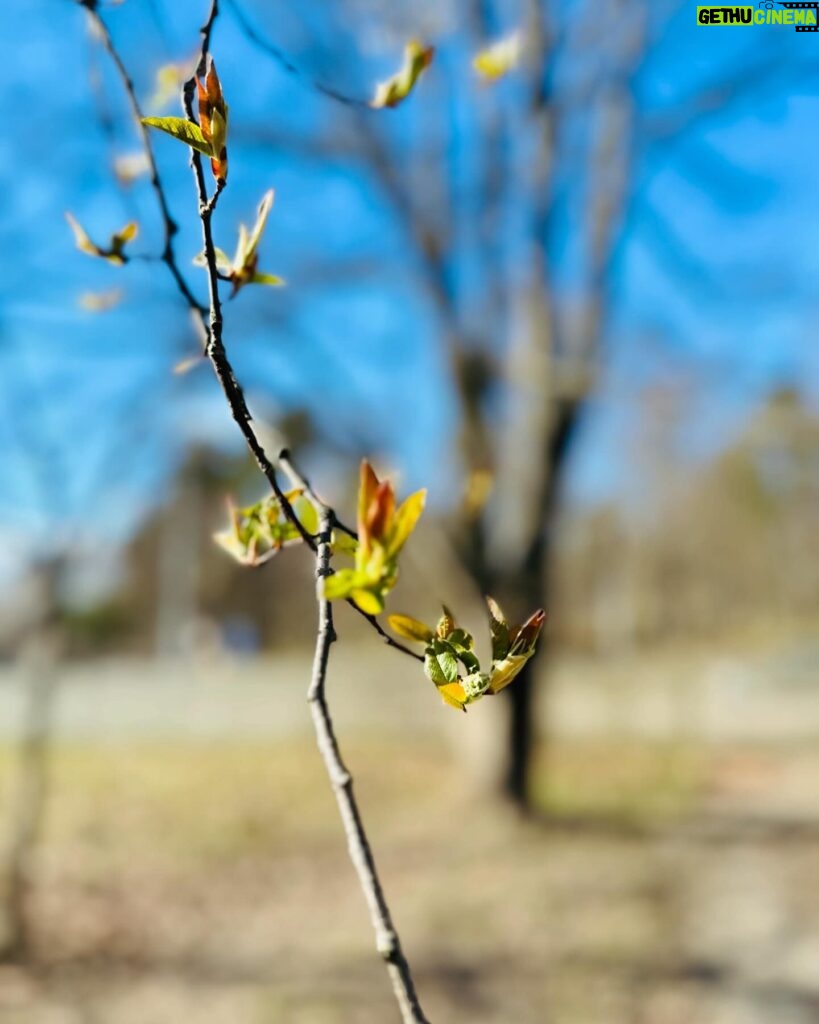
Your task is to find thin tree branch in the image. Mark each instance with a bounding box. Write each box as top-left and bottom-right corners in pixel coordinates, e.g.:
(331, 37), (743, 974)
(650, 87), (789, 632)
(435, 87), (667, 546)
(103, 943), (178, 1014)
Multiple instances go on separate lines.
(86, 0), (426, 668)
(80, 0), (207, 325)
(85, 1), (427, 655)
(223, 0), (368, 108)
(640, 55), (816, 144)
(308, 504), (431, 1024)
(148, 59), (432, 992)
(85, 4), (430, 1011)
(176, 0), (317, 551)
(358, 608), (425, 662)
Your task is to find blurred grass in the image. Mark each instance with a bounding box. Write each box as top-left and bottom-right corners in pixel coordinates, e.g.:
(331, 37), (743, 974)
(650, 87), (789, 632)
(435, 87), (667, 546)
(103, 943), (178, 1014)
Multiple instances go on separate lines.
(0, 737), (705, 867)
(0, 735), (816, 1023)
(533, 740), (708, 826)
(0, 736), (455, 869)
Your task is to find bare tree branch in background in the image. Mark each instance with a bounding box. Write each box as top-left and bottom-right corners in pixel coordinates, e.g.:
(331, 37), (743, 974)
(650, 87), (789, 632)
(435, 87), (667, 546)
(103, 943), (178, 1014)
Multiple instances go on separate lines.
(227, 0), (782, 808)
(231, 0), (641, 806)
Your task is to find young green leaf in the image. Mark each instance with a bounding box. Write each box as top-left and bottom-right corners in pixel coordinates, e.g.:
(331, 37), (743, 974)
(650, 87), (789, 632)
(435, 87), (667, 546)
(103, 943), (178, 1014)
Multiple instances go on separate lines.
(430, 638), (460, 683)
(485, 595), (510, 661)
(66, 212), (102, 258)
(112, 221), (138, 248)
(436, 682), (468, 712)
(114, 152), (150, 185)
(350, 588), (384, 615)
(453, 646), (481, 675)
(462, 672), (491, 700)
(193, 247), (233, 275)
(291, 493), (319, 536)
(330, 530), (359, 557)
(324, 569), (359, 600)
(436, 606), (456, 639)
(388, 488), (426, 556)
(396, 597), (544, 712)
(141, 116), (213, 157)
(202, 190), (283, 297)
(148, 59), (195, 112)
(388, 614), (434, 644)
(424, 651), (450, 687)
(65, 212), (138, 265)
(251, 272), (285, 286)
(209, 106), (228, 161)
(247, 188), (274, 258)
(486, 655), (529, 694)
(371, 41), (434, 109)
(447, 628), (474, 651)
(78, 288), (124, 313)
(213, 490), (314, 567)
(173, 354), (205, 376)
(323, 460), (425, 614)
(486, 608), (545, 694)
(472, 31), (523, 82)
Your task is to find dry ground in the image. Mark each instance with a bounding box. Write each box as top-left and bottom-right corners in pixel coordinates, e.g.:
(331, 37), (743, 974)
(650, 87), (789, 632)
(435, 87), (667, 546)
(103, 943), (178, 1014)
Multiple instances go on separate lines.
(1, 730), (819, 1024)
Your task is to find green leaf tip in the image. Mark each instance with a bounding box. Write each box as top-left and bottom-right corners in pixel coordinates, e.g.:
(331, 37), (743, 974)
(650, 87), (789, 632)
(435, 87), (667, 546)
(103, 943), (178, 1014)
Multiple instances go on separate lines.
(141, 116), (213, 157)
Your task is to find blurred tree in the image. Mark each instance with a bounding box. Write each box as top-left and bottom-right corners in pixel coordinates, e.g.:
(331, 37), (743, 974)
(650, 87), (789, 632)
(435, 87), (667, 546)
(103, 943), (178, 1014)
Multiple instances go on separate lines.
(41, 0), (811, 815)
(0, 559), (61, 962)
(0, 340), (162, 961)
(214, 0), (646, 807)
(222, 0), (804, 805)
(552, 384), (819, 648)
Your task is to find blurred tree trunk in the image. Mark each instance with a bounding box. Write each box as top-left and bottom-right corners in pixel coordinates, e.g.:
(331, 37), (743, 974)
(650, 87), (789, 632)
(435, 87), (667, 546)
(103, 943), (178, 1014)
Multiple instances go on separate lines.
(499, 396), (582, 803)
(492, 0), (642, 806)
(245, 0), (646, 809)
(0, 560), (61, 962)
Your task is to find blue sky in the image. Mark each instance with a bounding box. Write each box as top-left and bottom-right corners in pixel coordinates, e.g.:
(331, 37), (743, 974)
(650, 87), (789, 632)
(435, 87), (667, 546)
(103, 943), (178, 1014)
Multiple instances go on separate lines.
(1, 0), (818, 579)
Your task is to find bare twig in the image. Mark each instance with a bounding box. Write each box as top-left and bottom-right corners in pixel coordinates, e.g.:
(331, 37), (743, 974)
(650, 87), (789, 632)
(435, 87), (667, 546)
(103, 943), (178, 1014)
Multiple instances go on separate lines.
(175, 0), (317, 550)
(309, 504), (431, 1024)
(81, 0), (206, 325)
(223, 0), (367, 108)
(358, 608), (425, 662)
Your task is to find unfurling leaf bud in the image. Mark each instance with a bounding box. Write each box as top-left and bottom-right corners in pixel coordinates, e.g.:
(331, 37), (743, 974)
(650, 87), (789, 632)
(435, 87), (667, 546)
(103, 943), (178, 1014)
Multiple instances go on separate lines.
(371, 41), (434, 109)
(141, 58), (229, 183)
(65, 213), (138, 265)
(323, 461), (425, 614)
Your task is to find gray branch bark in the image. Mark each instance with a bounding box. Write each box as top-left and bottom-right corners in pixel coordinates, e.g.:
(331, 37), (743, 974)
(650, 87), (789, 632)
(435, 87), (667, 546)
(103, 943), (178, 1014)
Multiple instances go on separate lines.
(308, 505), (430, 1023)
